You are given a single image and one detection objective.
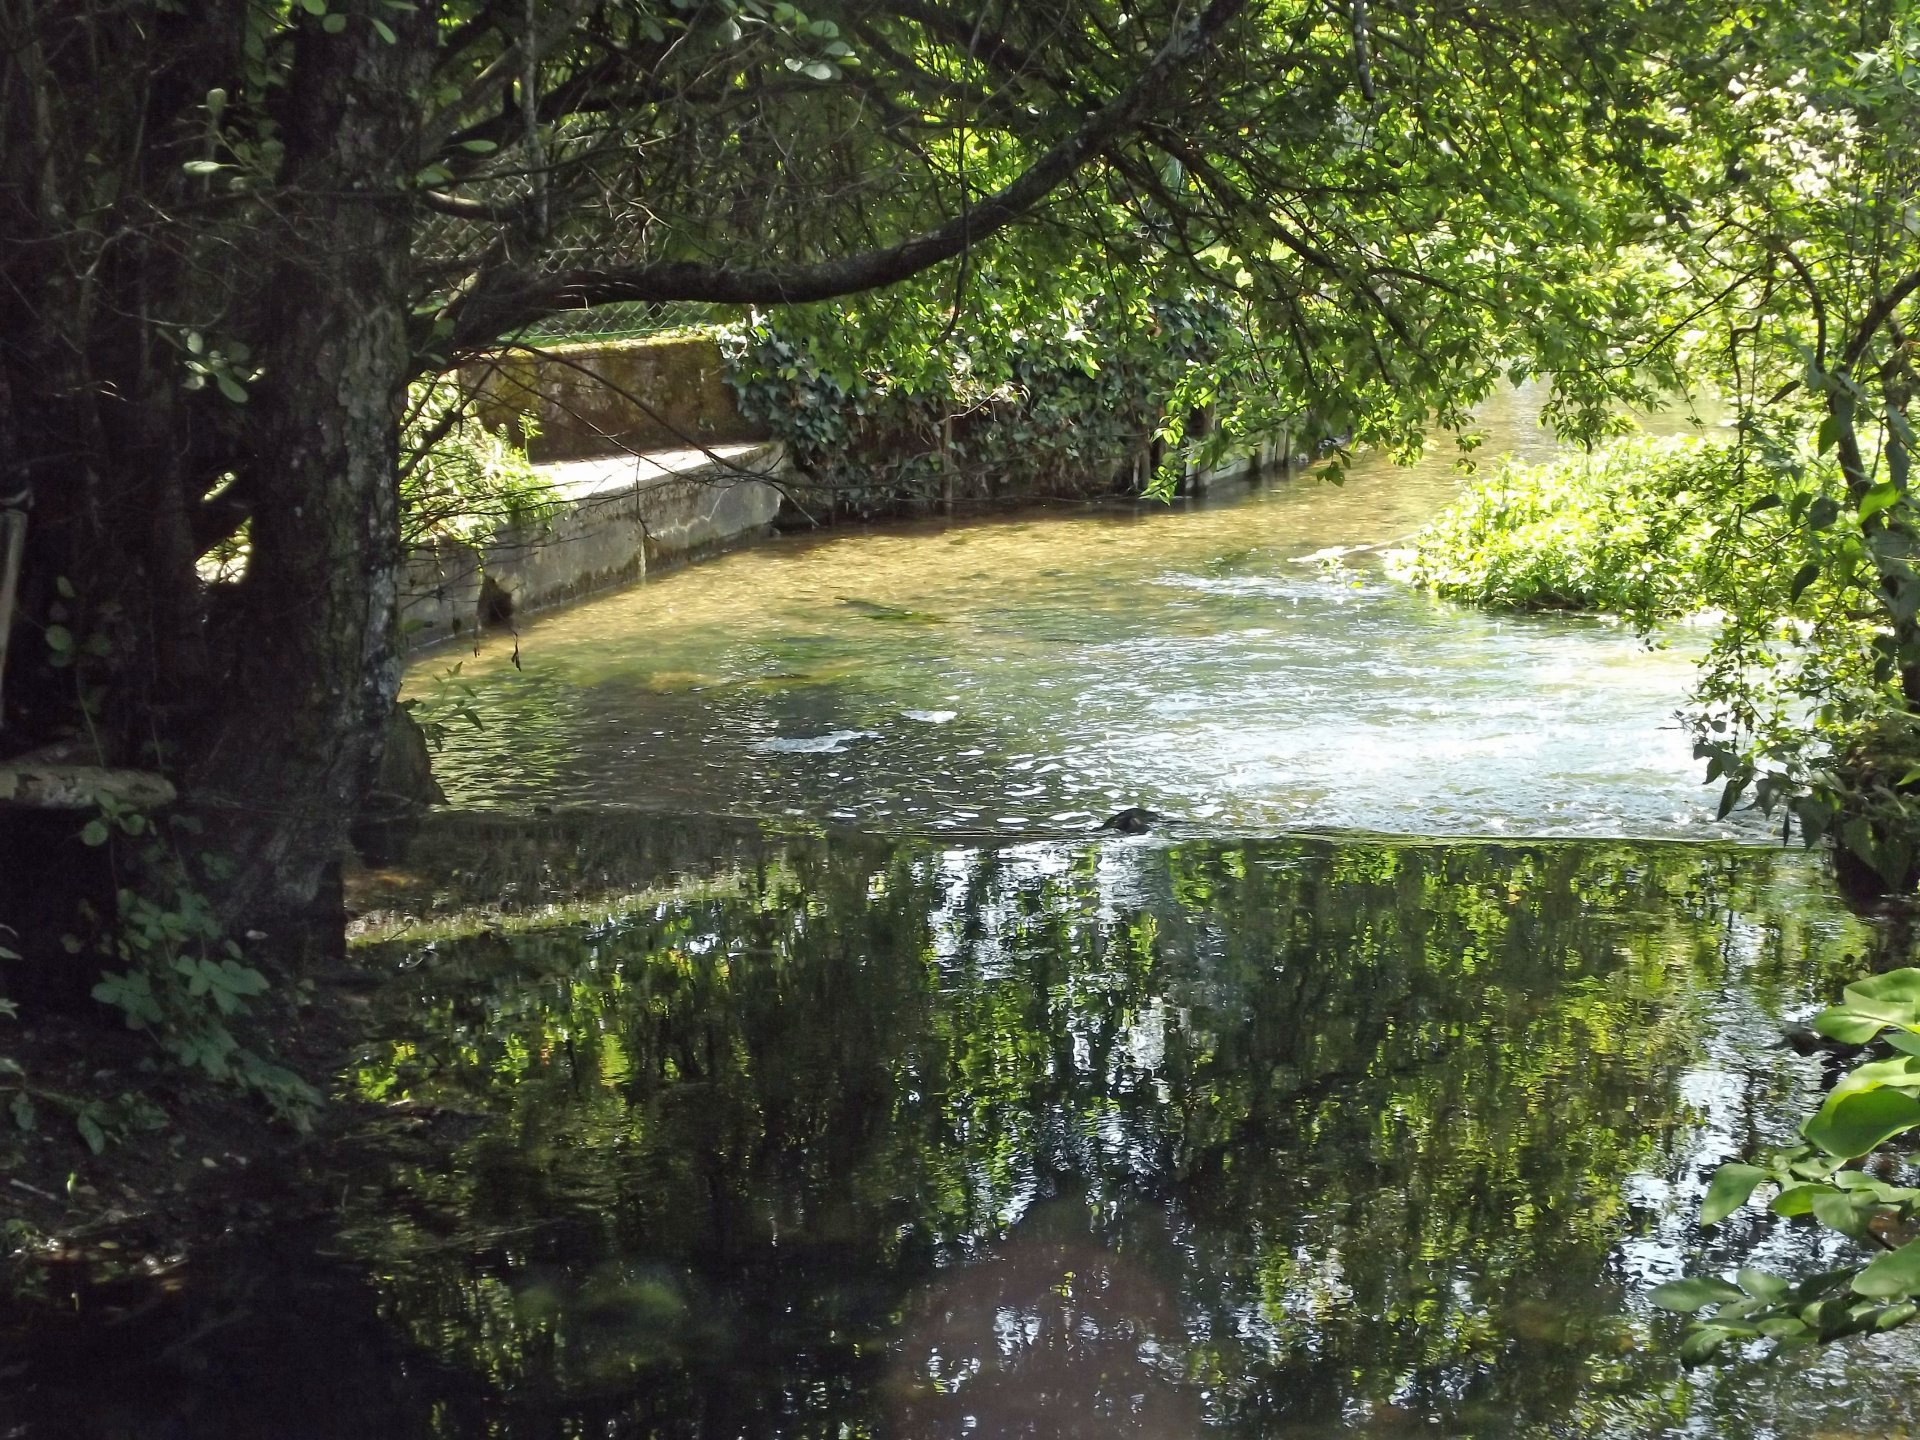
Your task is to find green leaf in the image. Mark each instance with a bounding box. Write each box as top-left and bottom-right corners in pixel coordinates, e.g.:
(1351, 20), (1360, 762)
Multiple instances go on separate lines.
(1812, 1006), (1887, 1045)
(321, 11), (347, 33)
(11, 1091), (35, 1131)
(79, 819), (109, 847)
(1789, 561), (1821, 600)
(1854, 1238), (1920, 1299)
(1679, 1326), (1730, 1364)
(371, 16), (396, 43)
(215, 372), (248, 404)
(299, 0), (327, 11)
(1861, 483), (1903, 524)
(1737, 1267), (1789, 1302)
(1811, 1186), (1870, 1240)
(1702, 1164), (1767, 1225)
(1770, 1182), (1820, 1216)
(181, 159), (226, 176)
(1818, 414), (1844, 454)
(458, 138), (497, 153)
(1802, 1086), (1920, 1158)
(1841, 969), (1920, 1029)
(1651, 1276), (1745, 1313)
(1830, 1053), (1920, 1101)
(75, 1113), (106, 1155)
(1809, 496), (1841, 531)
(45, 625), (73, 653)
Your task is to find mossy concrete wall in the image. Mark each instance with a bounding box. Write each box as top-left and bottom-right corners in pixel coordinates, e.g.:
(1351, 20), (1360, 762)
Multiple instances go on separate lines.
(469, 334), (767, 462)
(400, 443), (785, 651)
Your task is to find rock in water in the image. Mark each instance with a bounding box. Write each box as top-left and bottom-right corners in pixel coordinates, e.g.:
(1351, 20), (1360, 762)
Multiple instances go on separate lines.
(1100, 807), (1165, 834)
(1781, 1023), (1865, 1059)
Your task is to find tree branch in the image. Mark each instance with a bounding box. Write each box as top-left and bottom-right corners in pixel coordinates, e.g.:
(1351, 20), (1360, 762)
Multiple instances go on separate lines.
(444, 0), (1251, 349)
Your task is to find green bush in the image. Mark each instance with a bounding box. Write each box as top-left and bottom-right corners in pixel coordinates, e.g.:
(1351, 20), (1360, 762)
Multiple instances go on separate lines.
(719, 286), (1234, 518)
(1397, 436), (1754, 621)
(1398, 433), (1920, 881)
(1655, 968), (1920, 1361)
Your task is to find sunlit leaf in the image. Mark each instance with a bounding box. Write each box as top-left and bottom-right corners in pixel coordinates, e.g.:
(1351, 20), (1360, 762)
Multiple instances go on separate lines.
(1702, 1164), (1766, 1225)
(1854, 1239), (1920, 1299)
(1651, 1276), (1744, 1313)
(1802, 1087), (1920, 1158)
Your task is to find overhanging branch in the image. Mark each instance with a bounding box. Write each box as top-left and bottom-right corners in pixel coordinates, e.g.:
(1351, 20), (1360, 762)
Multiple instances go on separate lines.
(444, 0), (1250, 349)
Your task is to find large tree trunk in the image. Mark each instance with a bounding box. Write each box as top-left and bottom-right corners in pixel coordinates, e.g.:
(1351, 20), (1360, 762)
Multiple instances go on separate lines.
(184, 9), (435, 921)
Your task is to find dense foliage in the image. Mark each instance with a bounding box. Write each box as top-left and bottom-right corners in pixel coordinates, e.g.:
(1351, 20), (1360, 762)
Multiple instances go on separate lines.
(1625, 0), (1920, 883)
(721, 278), (1236, 515)
(1400, 437), (1768, 619)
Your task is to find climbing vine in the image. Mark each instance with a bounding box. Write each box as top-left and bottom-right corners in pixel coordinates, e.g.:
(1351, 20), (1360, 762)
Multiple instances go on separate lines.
(719, 255), (1241, 517)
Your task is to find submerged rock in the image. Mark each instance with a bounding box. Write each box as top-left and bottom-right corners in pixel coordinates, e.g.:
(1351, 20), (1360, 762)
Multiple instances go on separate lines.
(1100, 807), (1165, 834)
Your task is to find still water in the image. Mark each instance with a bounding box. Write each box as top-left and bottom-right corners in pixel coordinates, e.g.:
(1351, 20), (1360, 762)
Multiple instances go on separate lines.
(415, 390), (1739, 839)
(13, 823), (1918, 1437)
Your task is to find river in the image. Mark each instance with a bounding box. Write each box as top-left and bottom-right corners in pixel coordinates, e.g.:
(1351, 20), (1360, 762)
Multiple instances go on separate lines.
(416, 387), (1740, 840)
(10, 394), (1920, 1438)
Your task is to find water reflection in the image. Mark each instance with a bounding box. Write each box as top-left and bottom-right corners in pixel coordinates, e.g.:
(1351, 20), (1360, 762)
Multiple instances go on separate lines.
(239, 826), (1910, 1438)
(412, 389), (1741, 839)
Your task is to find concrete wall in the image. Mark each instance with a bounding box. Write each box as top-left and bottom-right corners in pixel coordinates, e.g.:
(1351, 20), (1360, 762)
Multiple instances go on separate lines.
(1184, 429), (1302, 493)
(469, 334), (767, 462)
(401, 443), (785, 650)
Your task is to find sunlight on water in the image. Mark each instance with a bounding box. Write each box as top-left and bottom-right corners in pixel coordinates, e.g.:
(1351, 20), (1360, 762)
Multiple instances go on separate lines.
(413, 387), (1752, 839)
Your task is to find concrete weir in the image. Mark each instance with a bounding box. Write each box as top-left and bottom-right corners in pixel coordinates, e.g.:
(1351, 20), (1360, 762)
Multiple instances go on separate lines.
(400, 439), (785, 650)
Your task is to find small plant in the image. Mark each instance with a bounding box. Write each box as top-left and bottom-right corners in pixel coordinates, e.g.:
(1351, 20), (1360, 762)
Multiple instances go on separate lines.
(78, 804), (318, 1124)
(406, 661), (486, 753)
(399, 377), (552, 547)
(1655, 968), (1920, 1360)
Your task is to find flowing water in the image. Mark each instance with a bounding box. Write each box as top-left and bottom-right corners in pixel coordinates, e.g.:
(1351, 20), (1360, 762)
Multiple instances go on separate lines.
(13, 395), (1920, 1437)
(414, 388), (1741, 840)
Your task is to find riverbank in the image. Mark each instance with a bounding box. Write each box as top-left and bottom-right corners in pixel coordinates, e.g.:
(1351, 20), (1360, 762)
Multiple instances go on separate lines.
(406, 332), (1301, 652)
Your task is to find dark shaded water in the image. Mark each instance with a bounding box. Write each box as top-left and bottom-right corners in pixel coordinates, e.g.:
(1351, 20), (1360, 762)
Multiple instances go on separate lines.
(10, 822), (1919, 1437)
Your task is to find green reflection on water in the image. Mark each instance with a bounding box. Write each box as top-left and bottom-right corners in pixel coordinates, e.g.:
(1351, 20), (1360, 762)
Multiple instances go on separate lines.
(330, 827), (1917, 1438)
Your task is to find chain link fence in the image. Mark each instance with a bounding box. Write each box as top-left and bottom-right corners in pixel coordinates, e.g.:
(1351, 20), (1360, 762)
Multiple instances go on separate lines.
(516, 300), (731, 345)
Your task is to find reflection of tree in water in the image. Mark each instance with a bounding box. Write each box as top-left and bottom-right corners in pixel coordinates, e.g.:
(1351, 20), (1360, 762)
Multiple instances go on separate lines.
(336, 835), (1878, 1438)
